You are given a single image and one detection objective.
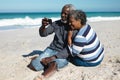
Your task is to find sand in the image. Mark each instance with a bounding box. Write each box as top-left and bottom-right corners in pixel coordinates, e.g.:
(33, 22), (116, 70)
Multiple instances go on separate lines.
(0, 20), (120, 80)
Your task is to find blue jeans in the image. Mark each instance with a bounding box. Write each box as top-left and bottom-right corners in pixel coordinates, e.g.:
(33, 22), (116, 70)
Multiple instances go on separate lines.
(69, 56), (103, 67)
(31, 48), (68, 71)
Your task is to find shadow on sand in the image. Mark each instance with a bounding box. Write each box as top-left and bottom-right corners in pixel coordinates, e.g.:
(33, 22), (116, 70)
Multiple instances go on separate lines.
(22, 50), (43, 57)
(22, 50), (44, 71)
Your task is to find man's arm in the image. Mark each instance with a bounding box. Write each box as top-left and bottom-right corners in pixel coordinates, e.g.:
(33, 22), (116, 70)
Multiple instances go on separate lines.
(39, 18), (54, 37)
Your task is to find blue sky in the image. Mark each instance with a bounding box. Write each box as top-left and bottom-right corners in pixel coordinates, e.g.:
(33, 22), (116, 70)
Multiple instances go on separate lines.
(0, 0), (120, 12)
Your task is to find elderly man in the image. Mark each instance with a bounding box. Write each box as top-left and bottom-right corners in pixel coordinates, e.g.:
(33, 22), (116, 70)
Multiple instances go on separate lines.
(29, 4), (78, 79)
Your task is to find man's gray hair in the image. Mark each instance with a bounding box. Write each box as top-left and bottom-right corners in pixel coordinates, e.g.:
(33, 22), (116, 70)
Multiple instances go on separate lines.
(63, 4), (76, 11)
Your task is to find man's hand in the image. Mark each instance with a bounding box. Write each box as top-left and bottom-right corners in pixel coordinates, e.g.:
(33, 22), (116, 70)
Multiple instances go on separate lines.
(41, 56), (56, 65)
(42, 18), (52, 27)
(42, 18), (49, 27)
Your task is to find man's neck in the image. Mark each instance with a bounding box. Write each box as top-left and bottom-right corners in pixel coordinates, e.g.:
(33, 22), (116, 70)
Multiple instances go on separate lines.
(61, 19), (67, 24)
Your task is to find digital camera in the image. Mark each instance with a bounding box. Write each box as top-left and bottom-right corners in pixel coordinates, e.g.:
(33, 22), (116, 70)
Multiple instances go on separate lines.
(47, 19), (52, 24)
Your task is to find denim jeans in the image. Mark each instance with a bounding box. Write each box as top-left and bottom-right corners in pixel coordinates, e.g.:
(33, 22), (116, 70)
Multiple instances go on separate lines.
(69, 56), (103, 67)
(31, 48), (68, 71)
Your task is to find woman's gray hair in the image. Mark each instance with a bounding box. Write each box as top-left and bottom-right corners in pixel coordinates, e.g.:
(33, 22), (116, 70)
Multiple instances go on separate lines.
(62, 4), (76, 11)
(69, 10), (87, 25)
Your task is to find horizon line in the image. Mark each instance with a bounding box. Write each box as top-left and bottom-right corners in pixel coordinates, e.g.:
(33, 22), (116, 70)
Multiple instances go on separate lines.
(0, 11), (120, 13)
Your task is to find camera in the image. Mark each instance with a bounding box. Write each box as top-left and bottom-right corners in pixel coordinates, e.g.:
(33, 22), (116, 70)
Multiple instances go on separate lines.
(47, 19), (52, 24)
(42, 18), (52, 26)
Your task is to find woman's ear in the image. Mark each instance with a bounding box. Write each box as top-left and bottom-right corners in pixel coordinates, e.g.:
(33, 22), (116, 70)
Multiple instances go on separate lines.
(77, 19), (81, 24)
(77, 19), (83, 29)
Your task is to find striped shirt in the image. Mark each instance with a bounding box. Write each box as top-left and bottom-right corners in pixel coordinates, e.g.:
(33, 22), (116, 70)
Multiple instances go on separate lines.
(69, 24), (104, 63)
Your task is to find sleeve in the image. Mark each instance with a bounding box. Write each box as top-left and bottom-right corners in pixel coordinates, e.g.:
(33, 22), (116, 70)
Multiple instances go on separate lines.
(39, 22), (55, 37)
(71, 35), (87, 56)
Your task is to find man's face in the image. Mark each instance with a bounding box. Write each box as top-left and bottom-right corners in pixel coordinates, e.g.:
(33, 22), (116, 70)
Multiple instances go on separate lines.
(61, 7), (70, 22)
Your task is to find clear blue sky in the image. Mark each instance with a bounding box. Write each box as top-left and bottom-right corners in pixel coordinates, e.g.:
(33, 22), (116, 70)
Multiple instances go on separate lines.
(0, 0), (120, 12)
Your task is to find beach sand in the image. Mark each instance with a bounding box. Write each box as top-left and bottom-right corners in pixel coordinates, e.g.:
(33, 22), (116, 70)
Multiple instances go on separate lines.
(0, 20), (120, 80)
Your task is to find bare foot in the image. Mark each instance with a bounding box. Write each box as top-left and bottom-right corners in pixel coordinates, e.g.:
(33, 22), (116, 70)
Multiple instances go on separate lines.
(34, 75), (44, 80)
(33, 61), (57, 80)
(42, 61), (57, 77)
(27, 56), (38, 71)
(27, 63), (36, 71)
(30, 56), (38, 60)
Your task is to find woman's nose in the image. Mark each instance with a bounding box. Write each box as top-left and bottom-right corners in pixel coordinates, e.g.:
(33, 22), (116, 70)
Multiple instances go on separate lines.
(69, 23), (71, 26)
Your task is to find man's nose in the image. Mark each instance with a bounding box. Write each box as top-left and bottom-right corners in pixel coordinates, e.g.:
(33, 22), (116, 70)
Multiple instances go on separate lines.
(61, 13), (65, 17)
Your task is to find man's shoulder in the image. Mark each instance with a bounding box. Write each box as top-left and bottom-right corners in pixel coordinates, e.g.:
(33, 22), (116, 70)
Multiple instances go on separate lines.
(53, 20), (64, 27)
(54, 20), (61, 24)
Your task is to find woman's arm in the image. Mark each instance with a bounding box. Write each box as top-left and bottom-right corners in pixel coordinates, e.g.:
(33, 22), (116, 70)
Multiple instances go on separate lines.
(68, 30), (73, 46)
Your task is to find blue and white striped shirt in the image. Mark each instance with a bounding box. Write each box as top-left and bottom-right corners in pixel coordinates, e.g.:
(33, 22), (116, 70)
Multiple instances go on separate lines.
(69, 24), (104, 63)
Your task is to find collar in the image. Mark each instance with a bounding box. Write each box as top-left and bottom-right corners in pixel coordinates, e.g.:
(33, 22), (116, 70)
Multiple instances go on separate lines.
(61, 19), (67, 24)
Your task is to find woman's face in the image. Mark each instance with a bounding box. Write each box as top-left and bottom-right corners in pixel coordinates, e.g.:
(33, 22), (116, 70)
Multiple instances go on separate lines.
(69, 16), (82, 30)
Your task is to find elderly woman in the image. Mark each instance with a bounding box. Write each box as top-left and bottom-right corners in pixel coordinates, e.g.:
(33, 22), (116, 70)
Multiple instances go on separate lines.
(67, 10), (104, 67)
